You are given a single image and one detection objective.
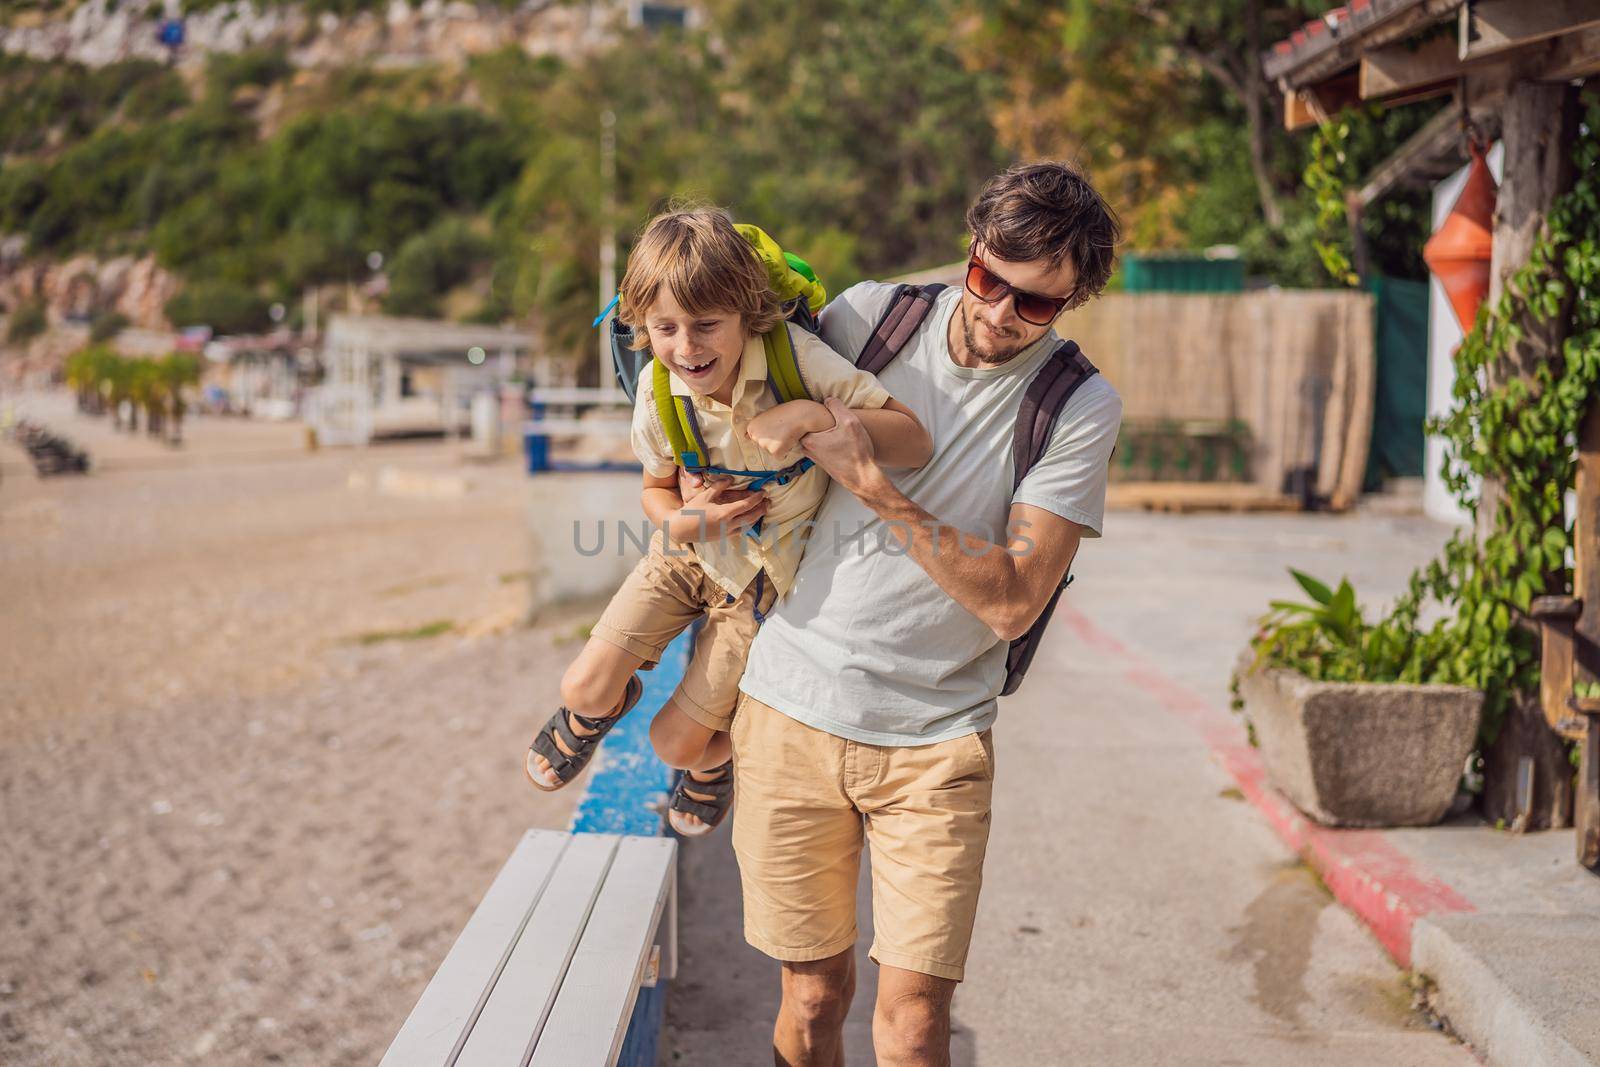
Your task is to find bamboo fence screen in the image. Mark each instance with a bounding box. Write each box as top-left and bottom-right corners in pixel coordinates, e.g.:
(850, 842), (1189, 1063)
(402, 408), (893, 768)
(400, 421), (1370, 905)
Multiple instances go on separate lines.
(1057, 290), (1376, 510)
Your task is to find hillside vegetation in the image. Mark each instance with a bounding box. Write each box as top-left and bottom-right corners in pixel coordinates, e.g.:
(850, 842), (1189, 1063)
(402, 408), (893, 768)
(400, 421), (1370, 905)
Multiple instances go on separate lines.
(0, 0), (1437, 365)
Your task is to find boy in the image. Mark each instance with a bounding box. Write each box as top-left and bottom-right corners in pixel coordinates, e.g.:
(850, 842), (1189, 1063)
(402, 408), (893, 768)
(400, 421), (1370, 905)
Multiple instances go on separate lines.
(526, 207), (931, 835)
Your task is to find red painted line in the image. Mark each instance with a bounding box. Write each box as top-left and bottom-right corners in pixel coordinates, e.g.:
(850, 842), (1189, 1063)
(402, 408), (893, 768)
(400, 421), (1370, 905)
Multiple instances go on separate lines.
(1059, 605), (1476, 969)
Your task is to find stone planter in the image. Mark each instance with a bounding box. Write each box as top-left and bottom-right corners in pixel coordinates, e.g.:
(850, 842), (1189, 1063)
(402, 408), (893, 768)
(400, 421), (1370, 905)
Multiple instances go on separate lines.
(1236, 664), (1483, 828)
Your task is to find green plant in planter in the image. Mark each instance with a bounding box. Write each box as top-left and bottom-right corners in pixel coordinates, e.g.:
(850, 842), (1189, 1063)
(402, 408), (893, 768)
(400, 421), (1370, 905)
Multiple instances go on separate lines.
(1248, 570), (1363, 676)
(1238, 567), (1449, 688)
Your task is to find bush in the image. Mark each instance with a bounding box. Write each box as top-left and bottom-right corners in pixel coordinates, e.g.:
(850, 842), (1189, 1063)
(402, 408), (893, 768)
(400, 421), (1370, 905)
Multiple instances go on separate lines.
(89, 310), (130, 343)
(0, 160), (49, 236)
(0, 56), (179, 153)
(205, 47), (294, 97)
(165, 280), (272, 334)
(5, 298), (49, 344)
(122, 70), (191, 122)
(24, 126), (165, 251)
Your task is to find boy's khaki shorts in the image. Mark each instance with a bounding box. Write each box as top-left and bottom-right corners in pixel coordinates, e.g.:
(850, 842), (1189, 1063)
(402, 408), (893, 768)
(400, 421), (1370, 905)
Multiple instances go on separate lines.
(590, 535), (775, 732)
(729, 693), (995, 982)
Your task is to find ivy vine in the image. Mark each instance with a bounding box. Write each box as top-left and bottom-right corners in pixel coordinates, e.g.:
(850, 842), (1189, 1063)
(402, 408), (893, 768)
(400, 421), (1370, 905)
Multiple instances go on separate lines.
(1305, 112), (1359, 287)
(1244, 90), (1600, 749)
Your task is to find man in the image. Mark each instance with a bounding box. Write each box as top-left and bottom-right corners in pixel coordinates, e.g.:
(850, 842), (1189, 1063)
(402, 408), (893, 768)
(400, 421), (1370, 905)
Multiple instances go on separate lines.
(727, 161), (1124, 1066)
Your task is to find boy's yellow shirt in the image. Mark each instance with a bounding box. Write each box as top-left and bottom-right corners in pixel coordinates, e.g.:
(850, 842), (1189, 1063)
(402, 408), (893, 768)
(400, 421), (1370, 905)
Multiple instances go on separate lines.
(629, 327), (891, 601)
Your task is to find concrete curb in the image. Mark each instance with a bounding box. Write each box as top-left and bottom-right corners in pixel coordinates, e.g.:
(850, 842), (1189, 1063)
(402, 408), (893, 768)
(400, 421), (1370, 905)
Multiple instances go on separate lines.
(1053, 605), (1588, 1065)
(1412, 914), (1597, 1067)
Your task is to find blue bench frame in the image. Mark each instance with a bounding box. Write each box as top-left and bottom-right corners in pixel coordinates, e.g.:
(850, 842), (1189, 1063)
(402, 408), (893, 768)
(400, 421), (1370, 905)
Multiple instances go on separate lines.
(570, 628), (695, 1066)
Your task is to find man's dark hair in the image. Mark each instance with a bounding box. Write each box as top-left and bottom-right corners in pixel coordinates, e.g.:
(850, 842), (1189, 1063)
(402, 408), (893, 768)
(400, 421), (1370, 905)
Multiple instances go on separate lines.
(965, 161), (1121, 307)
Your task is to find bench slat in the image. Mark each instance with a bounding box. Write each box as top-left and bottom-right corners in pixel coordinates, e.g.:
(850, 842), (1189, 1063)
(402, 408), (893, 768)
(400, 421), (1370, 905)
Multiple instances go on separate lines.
(528, 836), (677, 1067)
(378, 830), (569, 1067)
(453, 833), (619, 1066)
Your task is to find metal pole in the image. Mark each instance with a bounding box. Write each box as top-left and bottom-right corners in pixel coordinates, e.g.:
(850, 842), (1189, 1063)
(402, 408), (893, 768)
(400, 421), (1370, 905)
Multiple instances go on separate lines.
(599, 108), (618, 397)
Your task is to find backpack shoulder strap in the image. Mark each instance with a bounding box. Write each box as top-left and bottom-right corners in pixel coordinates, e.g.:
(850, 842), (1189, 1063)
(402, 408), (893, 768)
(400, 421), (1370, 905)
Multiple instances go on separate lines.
(763, 322), (811, 404)
(1012, 340), (1099, 494)
(651, 357), (710, 469)
(855, 283), (948, 375)
(1000, 339), (1101, 697)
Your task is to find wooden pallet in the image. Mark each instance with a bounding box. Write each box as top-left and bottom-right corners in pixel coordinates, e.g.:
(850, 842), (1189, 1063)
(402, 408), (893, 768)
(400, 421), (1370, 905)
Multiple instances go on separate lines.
(1105, 482), (1303, 514)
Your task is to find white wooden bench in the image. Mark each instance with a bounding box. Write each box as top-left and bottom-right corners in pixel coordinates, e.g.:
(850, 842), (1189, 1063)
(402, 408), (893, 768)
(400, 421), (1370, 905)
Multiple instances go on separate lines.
(381, 830), (677, 1066)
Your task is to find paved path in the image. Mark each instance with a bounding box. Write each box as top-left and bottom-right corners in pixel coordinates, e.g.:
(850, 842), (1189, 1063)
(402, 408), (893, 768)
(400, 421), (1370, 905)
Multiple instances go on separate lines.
(666, 509), (1479, 1065)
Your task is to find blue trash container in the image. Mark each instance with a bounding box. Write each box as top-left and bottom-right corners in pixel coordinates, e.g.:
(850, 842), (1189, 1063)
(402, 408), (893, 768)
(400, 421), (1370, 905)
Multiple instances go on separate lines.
(524, 400), (549, 473)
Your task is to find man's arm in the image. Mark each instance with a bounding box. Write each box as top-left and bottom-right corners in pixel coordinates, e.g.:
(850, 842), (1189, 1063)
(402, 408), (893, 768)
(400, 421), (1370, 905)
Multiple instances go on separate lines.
(800, 398), (1083, 641)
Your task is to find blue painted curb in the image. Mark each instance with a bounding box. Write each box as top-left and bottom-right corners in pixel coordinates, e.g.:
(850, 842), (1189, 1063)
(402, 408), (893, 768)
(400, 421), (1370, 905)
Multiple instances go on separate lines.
(571, 626), (696, 1066)
(568, 629), (691, 836)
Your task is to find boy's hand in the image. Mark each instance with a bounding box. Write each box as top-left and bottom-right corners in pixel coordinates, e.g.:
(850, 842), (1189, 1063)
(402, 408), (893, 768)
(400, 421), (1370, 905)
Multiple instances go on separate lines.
(746, 400), (834, 461)
(671, 479), (767, 542)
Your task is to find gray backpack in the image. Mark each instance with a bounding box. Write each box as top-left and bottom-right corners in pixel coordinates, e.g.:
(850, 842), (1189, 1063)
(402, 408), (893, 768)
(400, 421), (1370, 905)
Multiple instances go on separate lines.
(848, 283), (1100, 696)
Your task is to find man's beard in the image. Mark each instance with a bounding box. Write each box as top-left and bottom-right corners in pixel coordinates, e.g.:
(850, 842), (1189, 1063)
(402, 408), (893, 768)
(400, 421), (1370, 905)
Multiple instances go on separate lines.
(959, 304), (1031, 366)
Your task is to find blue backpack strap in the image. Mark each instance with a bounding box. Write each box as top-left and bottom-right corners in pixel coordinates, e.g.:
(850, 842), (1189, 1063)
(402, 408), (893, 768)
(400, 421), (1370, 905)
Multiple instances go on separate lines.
(674, 395), (712, 469)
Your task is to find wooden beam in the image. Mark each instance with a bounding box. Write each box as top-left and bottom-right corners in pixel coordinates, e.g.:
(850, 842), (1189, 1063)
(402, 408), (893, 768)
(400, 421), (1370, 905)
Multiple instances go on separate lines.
(1570, 369), (1600, 871)
(1540, 24), (1600, 82)
(1284, 89), (1316, 131)
(1575, 402), (1600, 691)
(1532, 598), (1586, 740)
(1361, 32), (1465, 98)
(1272, 0), (1465, 91)
(1355, 103), (1464, 208)
(1357, 24), (1597, 102)
(1283, 72), (1362, 131)
(1460, 0), (1600, 62)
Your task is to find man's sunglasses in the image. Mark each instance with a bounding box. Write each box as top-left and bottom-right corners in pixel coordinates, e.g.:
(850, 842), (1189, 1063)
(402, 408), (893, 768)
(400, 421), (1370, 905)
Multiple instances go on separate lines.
(964, 256), (1072, 326)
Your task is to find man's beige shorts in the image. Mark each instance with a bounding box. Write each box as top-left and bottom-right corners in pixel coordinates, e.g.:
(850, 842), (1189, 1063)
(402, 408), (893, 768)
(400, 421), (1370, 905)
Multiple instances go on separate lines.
(730, 693), (995, 982)
(590, 535), (775, 732)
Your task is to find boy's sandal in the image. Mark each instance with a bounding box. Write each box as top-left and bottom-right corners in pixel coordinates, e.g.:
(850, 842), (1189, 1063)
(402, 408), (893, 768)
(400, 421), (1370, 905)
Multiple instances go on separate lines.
(526, 674), (644, 792)
(667, 759), (735, 837)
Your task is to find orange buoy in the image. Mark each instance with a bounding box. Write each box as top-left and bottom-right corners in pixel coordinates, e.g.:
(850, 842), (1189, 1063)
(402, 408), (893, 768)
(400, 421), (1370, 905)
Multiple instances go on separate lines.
(1423, 142), (1497, 332)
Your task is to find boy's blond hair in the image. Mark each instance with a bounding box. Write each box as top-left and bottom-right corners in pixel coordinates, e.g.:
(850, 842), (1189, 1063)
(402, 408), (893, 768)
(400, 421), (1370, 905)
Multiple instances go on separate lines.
(618, 207), (782, 350)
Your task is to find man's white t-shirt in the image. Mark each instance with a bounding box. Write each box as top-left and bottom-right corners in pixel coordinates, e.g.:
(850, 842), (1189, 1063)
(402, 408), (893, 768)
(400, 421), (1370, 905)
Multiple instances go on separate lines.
(738, 282), (1124, 745)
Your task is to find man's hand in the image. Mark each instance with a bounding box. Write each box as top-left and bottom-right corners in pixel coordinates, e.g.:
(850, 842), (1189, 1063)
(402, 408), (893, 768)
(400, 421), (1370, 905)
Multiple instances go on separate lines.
(746, 400), (833, 462)
(800, 397), (883, 496)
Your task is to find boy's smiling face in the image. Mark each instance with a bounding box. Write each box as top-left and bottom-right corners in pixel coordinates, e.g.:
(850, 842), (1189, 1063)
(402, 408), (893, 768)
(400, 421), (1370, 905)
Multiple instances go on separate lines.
(644, 289), (747, 401)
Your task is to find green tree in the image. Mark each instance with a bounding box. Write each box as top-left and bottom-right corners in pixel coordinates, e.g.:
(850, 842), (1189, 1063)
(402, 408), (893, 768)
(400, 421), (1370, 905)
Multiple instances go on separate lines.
(159, 352), (202, 444)
(165, 280), (272, 334)
(959, 0), (1438, 284)
(496, 0), (1003, 372)
(386, 217), (494, 318)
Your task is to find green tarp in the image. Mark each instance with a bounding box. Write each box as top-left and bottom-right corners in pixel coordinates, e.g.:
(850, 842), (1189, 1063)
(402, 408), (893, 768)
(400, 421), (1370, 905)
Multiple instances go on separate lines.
(1363, 275), (1430, 489)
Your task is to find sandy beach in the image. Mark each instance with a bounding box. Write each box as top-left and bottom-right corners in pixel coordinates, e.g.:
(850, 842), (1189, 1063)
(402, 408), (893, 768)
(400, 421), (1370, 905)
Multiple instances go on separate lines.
(1, 392), (584, 1065)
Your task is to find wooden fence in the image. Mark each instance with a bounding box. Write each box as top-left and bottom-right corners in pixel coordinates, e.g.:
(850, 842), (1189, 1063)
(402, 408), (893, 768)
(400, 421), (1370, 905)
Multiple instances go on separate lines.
(1057, 290), (1376, 510)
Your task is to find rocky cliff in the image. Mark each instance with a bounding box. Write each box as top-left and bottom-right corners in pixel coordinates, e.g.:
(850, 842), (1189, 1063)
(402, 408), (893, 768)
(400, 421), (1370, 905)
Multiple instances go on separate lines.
(0, 0), (616, 69)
